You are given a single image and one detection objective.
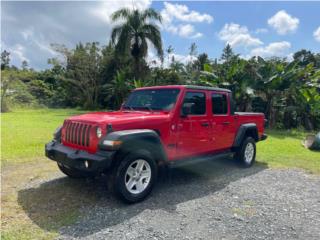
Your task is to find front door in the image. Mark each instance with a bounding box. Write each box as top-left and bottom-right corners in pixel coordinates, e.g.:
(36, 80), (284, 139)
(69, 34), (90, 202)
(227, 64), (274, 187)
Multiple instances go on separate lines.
(176, 91), (212, 158)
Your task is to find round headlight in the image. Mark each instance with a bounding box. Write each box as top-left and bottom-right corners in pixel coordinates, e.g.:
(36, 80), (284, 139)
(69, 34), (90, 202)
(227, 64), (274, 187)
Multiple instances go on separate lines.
(96, 127), (102, 138)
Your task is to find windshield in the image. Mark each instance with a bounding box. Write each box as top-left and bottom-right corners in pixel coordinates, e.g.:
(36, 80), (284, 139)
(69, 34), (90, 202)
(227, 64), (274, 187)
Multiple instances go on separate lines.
(123, 89), (180, 111)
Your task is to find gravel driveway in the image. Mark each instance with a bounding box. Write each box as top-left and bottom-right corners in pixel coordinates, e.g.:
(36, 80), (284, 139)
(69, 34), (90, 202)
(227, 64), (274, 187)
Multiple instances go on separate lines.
(22, 157), (320, 240)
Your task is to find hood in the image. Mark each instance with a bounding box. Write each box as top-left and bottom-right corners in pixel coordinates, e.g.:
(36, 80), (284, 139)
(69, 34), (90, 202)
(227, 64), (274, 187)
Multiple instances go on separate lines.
(67, 111), (171, 125)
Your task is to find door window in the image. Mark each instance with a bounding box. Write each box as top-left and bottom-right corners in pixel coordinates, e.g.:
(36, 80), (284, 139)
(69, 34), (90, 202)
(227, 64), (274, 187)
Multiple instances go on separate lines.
(212, 93), (228, 115)
(182, 92), (206, 115)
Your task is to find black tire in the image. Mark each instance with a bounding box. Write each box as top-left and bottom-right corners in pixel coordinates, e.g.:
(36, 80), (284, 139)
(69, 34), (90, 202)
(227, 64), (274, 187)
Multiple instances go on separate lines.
(110, 150), (157, 203)
(57, 163), (92, 178)
(234, 137), (256, 168)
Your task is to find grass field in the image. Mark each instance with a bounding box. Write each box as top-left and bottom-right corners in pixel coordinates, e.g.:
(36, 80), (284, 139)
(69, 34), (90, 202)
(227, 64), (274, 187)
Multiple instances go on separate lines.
(1, 108), (87, 166)
(1, 109), (88, 240)
(1, 108), (319, 240)
(258, 130), (320, 174)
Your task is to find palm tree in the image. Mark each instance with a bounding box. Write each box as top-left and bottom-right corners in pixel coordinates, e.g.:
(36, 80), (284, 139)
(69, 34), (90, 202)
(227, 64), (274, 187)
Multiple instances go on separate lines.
(111, 8), (163, 79)
(104, 70), (130, 108)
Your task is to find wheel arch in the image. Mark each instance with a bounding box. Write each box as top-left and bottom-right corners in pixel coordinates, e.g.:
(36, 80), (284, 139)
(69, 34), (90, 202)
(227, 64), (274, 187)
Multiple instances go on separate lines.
(99, 129), (168, 170)
(232, 123), (259, 149)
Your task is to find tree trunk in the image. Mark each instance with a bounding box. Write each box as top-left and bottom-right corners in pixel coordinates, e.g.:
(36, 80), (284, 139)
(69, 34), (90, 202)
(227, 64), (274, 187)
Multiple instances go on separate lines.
(304, 115), (314, 131)
(134, 56), (140, 80)
(266, 93), (274, 129)
(284, 111), (292, 129)
(1, 85), (9, 112)
(1, 98), (9, 112)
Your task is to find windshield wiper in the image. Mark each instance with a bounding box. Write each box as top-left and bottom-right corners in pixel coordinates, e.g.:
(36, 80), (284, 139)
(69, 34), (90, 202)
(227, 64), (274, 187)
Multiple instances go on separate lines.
(144, 105), (154, 113)
(124, 105), (135, 111)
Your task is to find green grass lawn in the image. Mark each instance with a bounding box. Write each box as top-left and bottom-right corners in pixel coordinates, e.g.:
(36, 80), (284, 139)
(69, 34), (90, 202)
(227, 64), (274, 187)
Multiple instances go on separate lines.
(2, 108), (89, 240)
(1, 108), (87, 166)
(257, 130), (320, 174)
(1, 108), (319, 240)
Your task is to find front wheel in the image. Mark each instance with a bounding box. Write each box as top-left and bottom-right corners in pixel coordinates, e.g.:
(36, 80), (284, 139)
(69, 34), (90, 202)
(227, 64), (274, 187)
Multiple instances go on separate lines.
(234, 137), (256, 168)
(111, 150), (157, 203)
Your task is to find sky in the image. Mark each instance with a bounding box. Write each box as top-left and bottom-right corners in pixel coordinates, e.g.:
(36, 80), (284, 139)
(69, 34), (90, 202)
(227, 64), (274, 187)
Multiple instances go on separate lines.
(2, 0), (320, 70)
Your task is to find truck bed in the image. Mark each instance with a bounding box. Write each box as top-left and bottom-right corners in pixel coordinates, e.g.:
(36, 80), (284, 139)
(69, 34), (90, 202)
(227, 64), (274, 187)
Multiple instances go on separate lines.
(235, 112), (265, 138)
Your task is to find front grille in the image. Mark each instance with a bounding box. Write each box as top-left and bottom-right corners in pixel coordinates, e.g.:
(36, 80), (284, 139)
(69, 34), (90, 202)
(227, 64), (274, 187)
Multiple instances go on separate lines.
(64, 121), (92, 147)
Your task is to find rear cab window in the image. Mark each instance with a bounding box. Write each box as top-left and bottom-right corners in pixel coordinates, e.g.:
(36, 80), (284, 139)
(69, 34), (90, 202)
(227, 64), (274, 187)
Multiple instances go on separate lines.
(211, 92), (229, 115)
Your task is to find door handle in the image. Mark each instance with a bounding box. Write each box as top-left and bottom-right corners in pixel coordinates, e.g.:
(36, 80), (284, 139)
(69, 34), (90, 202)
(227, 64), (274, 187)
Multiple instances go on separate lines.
(201, 122), (210, 127)
(222, 121), (230, 125)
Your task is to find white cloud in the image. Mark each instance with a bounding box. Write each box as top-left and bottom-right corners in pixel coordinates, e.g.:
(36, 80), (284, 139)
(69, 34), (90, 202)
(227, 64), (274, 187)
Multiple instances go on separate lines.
(179, 24), (195, 37)
(218, 23), (263, 48)
(268, 10), (299, 35)
(161, 2), (213, 24)
(21, 28), (56, 55)
(250, 41), (291, 58)
(165, 24), (203, 38)
(286, 53), (294, 62)
(10, 44), (29, 63)
(4, 1), (152, 69)
(313, 26), (320, 42)
(171, 24), (203, 39)
(91, 0), (151, 24)
(161, 2), (213, 39)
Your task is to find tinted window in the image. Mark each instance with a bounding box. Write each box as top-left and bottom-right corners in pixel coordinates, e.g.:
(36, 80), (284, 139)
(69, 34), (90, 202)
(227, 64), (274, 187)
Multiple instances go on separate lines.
(182, 92), (206, 115)
(212, 93), (228, 114)
(124, 89), (180, 111)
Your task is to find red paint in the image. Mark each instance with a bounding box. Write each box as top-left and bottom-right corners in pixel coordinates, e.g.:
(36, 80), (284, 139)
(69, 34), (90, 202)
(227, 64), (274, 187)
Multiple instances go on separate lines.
(61, 85), (265, 160)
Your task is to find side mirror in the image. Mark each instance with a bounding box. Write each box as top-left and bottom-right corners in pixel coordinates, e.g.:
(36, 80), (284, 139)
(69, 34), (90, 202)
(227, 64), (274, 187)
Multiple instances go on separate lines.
(181, 102), (194, 117)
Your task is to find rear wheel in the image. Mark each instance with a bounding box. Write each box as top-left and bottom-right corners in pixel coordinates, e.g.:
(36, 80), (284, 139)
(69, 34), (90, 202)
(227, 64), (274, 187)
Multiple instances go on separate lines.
(57, 163), (92, 178)
(110, 150), (157, 203)
(235, 137), (256, 167)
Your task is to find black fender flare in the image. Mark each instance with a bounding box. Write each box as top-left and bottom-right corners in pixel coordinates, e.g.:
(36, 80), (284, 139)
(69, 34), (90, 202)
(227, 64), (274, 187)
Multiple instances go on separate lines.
(98, 129), (168, 165)
(232, 123), (259, 148)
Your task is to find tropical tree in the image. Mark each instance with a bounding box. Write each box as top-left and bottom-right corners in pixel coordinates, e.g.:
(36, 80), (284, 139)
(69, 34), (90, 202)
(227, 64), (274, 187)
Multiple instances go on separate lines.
(51, 42), (102, 109)
(104, 70), (131, 108)
(196, 53), (209, 71)
(293, 49), (317, 67)
(189, 42), (198, 57)
(166, 45), (175, 67)
(1, 50), (10, 70)
(1, 67), (38, 112)
(220, 44), (235, 63)
(111, 8), (163, 79)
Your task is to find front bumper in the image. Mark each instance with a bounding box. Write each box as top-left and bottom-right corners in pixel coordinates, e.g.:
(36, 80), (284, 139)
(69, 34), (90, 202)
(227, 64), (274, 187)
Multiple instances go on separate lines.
(45, 141), (115, 173)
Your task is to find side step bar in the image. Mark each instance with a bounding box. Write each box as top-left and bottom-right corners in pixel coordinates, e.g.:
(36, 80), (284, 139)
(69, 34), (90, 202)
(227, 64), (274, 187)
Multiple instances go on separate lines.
(167, 151), (232, 168)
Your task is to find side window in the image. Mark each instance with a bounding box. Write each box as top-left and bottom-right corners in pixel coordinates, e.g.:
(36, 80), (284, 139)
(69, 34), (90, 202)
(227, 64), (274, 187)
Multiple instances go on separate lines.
(182, 92), (206, 115)
(212, 93), (228, 115)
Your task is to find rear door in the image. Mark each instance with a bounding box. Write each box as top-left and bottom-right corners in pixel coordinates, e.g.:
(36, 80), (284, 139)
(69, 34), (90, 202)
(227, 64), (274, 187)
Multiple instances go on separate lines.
(210, 92), (236, 150)
(176, 91), (212, 158)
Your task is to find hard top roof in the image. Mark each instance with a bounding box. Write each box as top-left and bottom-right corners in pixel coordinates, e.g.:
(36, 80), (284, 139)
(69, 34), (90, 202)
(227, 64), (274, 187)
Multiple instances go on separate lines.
(136, 85), (231, 93)
(183, 85), (231, 92)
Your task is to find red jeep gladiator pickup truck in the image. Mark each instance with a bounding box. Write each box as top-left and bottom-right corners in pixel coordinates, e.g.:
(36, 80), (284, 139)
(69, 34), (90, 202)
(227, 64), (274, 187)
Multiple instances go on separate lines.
(46, 85), (267, 202)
